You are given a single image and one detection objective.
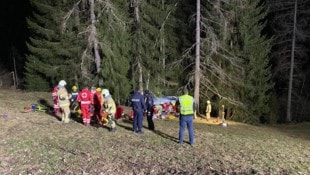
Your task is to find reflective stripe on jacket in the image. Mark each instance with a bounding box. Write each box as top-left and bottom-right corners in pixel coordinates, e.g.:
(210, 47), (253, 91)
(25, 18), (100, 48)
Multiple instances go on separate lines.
(179, 94), (194, 115)
(57, 87), (70, 107)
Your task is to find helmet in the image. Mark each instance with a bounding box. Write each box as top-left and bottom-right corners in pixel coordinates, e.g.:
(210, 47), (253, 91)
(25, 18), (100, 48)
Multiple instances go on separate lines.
(96, 87), (102, 92)
(58, 80), (67, 86)
(207, 100), (210, 104)
(72, 85), (77, 90)
(101, 89), (110, 97)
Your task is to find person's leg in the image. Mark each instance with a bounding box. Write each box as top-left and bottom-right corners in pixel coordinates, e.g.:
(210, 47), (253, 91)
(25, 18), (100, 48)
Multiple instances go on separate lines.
(137, 111), (143, 133)
(186, 116), (195, 145)
(133, 111), (138, 132)
(63, 106), (71, 123)
(179, 116), (186, 144)
(85, 105), (91, 125)
(81, 105), (88, 125)
(147, 111), (154, 130)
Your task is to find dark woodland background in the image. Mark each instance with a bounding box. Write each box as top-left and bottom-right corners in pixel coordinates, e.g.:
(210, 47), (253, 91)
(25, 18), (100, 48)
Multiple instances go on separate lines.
(0, 0), (309, 124)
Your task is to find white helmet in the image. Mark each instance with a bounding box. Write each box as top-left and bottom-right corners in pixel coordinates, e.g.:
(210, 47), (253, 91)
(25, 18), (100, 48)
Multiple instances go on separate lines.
(58, 80), (67, 86)
(101, 89), (110, 97)
(207, 100), (210, 104)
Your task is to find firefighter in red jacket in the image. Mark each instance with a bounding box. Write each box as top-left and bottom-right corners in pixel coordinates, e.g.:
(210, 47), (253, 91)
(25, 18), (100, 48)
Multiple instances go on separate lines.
(77, 87), (93, 126)
(93, 87), (103, 123)
(52, 85), (61, 116)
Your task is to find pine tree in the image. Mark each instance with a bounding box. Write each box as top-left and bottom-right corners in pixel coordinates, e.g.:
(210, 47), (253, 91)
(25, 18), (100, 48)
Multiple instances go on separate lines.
(267, 0), (310, 122)
(197, 0), (273, 123)
(236, 1), (274, 123)
(25, 0), (82, 91)
(199, 0), (244, 116)
(129, 0), (182, 95)
(96, 0), (132, 103)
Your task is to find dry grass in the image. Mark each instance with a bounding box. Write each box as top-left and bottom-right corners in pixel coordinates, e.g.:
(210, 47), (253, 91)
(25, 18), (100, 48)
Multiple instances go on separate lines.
(0, 89), (309, 175)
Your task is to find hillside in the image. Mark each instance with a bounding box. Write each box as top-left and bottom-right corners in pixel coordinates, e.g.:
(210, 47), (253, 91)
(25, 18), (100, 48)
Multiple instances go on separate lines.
(0, 89), (309, 174)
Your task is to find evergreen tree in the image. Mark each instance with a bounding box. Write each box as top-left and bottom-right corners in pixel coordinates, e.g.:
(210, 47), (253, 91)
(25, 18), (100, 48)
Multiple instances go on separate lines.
(267, 0), (310, 122)
(236, 1), (274, 123)
(199, 0), (244, 116)
(25, 0), (82, 91)
(129, 0), (182, 95)
(96, 0), (132, 103)
(198, 0), (273, 123)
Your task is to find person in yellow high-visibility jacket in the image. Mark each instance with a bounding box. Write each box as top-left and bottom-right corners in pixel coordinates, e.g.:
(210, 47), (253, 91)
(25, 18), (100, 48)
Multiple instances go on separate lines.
(176, 88), (195, 145)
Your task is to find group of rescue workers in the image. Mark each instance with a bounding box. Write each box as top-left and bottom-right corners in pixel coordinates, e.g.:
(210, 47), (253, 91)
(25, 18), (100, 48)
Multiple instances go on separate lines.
(52, 79), (213, 145)
(52, 80), (117, 131)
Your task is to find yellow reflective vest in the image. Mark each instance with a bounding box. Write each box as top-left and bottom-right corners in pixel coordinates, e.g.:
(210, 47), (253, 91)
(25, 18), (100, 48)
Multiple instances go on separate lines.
(178, 94), (194, 115)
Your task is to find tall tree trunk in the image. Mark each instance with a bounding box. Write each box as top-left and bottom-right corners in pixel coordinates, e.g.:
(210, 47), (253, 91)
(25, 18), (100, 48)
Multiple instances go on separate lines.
(287, 0), (298, 122)
(194, 0), (201, 113)
(89, 0), (103, 86)
(138, 60), (143, 91)
(11, 45), (18, 88)
(133, 0), (143, 90)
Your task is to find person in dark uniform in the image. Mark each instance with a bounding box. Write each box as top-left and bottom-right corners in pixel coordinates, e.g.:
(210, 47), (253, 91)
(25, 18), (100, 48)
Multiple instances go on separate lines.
(144, 89), (155, 130)
(176, 88), (195, 145)
(131, 87), (147, 134)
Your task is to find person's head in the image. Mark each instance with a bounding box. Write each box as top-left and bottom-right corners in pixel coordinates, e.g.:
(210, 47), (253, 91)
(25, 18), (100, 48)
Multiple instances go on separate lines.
(72, 85), (78, 91)
(135, 86), (142, 93)
(207, 100), (210, 104)
(183, 88), (189, 94)
(96, 87), (102, 92)
(101, 89), (110, 97)
(144, 89), (150, 96)
(91, 86), (96, 92)
(58, 80), (67, 87)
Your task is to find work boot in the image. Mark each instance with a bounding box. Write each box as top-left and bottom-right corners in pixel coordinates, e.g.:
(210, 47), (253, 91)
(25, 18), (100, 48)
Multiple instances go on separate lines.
(61, 115), (65, 122)
(64, 117), (70, 123)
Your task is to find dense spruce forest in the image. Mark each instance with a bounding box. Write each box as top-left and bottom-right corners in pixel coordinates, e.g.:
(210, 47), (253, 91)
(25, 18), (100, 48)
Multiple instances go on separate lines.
(0, 0), (309, 124)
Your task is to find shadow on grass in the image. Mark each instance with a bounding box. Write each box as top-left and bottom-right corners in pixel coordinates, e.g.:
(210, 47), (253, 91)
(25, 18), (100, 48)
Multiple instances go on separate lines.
(272, 122), (310, 141)
(119, 118), (180, 143)
(116, 118), (133, 131)
(37, 98), (61, 121)
(37, 98), (84, 125)
(151, 129), (179, 144)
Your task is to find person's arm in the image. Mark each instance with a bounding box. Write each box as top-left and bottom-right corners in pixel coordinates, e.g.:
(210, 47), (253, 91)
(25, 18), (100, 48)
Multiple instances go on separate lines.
(193, 101), (196, 112)
(176, 99), (180, 115)
(141, 95), (147, 111)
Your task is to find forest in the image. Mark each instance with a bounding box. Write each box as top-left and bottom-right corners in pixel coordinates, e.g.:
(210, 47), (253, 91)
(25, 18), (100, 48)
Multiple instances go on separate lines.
(0, 0), (310, 124)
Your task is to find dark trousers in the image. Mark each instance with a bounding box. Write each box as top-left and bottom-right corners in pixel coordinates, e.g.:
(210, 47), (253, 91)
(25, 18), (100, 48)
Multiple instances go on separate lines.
(146, 111), (155, 130)
(179, 115), (194, 145)
(133, 110), (143, 132)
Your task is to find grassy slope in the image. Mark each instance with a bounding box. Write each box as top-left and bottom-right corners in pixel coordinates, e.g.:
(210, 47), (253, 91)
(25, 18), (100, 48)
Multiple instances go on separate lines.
(0, 89), (309, 175)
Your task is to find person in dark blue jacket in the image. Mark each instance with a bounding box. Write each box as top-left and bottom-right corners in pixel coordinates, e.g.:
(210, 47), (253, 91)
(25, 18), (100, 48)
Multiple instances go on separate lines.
(131, 87), (147, 134)
(144, 90), (155, 130)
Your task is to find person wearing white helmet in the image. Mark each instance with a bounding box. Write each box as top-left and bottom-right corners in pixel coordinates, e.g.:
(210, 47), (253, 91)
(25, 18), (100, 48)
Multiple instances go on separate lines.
(56, 80), (71, 123)
(58, 80), (67, 87)
(101, 89), (116, 131)
(205, 100), (212, 121)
